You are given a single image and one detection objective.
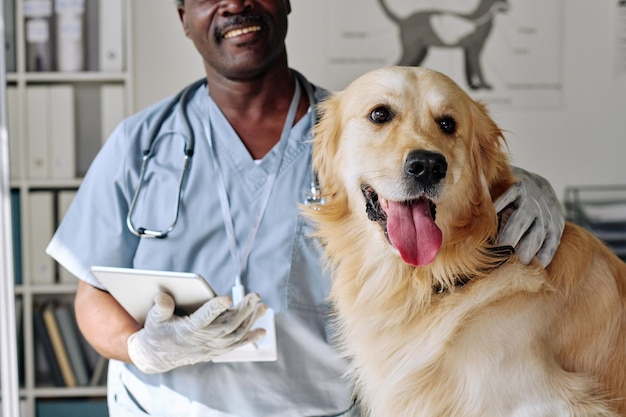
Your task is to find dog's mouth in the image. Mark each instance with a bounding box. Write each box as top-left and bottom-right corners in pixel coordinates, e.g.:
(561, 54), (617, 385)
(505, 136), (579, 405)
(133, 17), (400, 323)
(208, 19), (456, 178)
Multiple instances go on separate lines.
(362, 184), (442, 266)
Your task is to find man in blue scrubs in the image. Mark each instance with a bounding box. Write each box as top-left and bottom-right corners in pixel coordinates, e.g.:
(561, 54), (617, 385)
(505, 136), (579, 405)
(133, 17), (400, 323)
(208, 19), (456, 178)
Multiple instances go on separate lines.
(47, 1), (564, 416)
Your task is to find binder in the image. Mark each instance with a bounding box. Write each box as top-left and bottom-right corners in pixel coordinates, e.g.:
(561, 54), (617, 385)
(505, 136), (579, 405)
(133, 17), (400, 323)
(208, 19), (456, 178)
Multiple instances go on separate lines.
(57, 190), (78, 284)
(49, 85), (76, 179)
(74, 84), (100, 177)
(28, 191), (55, 285)
(23, 0), (54, 71)
(55, 0), (86, 72)
(84, 0), (100, 71)
(100, 84), (125, 144)
(36, 398), (108, 416)
(7, 86), (21, 179)
(26, 86), (50, 179)
(10, 190), (22, 285)
(4, 0), (17, 72)
(98, 0), (123, 71)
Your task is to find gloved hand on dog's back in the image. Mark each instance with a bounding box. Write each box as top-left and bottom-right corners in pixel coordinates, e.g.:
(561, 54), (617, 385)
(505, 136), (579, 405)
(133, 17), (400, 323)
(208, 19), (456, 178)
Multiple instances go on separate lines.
(127, 292), (267, 374)
(495, 166), (565, 268)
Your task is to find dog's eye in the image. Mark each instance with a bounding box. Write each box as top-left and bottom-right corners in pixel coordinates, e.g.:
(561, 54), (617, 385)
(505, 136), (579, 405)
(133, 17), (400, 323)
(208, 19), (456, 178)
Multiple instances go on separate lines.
(438, 117), (456, 135)
(369, 106), (393, 124)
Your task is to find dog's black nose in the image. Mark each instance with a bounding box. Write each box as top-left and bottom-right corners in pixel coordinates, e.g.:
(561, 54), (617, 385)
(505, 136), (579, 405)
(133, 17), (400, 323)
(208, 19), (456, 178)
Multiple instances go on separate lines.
(405, 150), (447, 186)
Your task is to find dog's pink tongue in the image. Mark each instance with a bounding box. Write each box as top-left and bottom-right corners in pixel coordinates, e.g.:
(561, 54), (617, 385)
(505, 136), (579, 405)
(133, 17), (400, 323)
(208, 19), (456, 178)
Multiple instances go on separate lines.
(386, 199), (442, 266)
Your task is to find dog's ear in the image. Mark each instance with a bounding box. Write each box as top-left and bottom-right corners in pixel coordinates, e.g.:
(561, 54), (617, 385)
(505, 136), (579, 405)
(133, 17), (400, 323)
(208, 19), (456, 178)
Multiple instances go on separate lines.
(469, 101), (515, 199)
(312, 94), (344, 198)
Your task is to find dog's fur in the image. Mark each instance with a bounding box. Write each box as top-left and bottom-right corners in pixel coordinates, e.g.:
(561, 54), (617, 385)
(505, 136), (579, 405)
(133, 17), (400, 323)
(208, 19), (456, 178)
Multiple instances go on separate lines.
(304, 66), (626, 417)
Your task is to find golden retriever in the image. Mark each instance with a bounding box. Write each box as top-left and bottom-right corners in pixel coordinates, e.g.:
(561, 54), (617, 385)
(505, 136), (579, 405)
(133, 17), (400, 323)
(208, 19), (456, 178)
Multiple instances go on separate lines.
(304, 66), (626, 417)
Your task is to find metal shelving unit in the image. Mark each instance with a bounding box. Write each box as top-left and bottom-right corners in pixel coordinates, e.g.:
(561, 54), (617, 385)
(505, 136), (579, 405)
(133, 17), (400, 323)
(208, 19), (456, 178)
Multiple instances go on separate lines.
(564, 185), (626, 262)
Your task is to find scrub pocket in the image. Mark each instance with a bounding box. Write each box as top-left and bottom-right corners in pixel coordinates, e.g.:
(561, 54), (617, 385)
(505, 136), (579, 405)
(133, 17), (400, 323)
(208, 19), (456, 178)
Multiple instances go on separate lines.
(287, 215), (332, 314)
(308, 399), (361, 417)
(108, 361), (151, 416)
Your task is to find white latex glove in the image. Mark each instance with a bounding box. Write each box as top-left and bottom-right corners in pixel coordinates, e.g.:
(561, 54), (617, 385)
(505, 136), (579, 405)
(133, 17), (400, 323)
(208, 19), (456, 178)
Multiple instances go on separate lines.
(494, 167), (565, 267)
(127, 292), (266, 374)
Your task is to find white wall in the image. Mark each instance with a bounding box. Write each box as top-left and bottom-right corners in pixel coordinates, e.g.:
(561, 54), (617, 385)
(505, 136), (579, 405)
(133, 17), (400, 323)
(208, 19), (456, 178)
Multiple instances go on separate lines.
(131, 1), (204, 109)
(132, 0), (626, 202)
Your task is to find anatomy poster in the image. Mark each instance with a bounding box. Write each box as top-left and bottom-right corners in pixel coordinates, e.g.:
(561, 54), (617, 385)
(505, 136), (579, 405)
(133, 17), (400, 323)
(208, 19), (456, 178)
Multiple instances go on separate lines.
(318, 0), (564, 110)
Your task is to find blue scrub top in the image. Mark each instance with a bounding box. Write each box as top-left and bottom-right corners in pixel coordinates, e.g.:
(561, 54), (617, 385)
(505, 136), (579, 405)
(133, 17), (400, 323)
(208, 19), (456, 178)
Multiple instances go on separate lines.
(46, 74), (357, 417)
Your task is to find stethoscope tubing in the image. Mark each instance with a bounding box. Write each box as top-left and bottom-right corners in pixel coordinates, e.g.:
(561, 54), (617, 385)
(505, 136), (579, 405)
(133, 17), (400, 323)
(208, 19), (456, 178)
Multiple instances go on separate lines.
(125, 73), (322, 238)
(126, 78), (205, 238)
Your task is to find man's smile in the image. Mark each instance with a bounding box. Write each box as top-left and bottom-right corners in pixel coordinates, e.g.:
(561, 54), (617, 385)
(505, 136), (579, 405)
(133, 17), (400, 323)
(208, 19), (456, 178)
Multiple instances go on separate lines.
(223, 25), (262, 39)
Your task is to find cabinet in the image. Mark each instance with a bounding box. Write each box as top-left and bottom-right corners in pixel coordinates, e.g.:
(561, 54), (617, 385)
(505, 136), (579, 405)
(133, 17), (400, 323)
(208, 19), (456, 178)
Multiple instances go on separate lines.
(4, 0), (133, 415)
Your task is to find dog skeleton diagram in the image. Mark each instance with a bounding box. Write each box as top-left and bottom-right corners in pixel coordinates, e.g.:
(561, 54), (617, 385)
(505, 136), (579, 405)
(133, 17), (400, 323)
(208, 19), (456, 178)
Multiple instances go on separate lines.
(378, 0), (509, 90)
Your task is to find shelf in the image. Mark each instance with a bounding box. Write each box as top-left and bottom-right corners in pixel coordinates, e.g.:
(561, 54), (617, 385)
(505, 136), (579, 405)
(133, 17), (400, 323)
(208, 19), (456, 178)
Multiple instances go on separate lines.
(7, 71), (130, 84)
(3, 1), (134, 415)
(16, 284), (79, 296)
(10, 178), (84, 190)
(32, 386), (107, 398)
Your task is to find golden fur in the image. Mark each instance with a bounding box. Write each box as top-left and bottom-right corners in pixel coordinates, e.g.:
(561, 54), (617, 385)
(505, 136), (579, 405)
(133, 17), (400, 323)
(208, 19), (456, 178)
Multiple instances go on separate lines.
(304, 66), (626, 417)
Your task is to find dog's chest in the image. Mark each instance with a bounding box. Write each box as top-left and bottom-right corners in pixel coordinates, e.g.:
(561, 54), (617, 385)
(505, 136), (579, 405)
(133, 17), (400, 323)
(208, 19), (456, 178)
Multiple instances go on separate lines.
(356, 284), (569, 417)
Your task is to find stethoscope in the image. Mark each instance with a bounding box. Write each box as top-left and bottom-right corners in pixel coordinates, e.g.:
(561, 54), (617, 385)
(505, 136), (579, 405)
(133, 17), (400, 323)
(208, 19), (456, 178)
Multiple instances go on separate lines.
(126, 73), (323, 239)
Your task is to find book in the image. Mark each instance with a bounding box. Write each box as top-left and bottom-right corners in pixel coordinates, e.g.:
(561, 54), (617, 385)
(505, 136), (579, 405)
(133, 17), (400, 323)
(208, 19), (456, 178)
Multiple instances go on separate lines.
(42, 303), (77, 387)
(73, 317), (105, 384)
(7, 86), (21, 179)
(49, 85), (76, 179)
(53, 302), (89, 386)
(15, 297), (24, 386)
(98, 0), (123, 71)
(23, 0), (54, 71)
(55, 0), (86, 72)
(89, 355), (107, 386)
(26, 86), (50, 179)
(4, 0), (16, 72)
(28, 191), (55, 284)
(15, 297), (22, 350)
(33, 305), (64, 386)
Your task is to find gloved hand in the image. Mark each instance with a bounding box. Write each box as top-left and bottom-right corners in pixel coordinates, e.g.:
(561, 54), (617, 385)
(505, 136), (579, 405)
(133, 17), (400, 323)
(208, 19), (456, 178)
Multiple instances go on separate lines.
(127, 292), (267, 374)
(494, 166), (565, 267)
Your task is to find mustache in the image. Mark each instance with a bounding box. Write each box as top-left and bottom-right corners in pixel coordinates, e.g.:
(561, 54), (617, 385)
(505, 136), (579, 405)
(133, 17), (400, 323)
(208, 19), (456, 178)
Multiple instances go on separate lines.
(214, 14), (268, 41)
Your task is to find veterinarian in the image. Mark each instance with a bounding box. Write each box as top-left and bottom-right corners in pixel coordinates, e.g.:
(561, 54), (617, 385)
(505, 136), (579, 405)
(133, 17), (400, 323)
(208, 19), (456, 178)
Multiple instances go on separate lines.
(46, 0), (565, 416)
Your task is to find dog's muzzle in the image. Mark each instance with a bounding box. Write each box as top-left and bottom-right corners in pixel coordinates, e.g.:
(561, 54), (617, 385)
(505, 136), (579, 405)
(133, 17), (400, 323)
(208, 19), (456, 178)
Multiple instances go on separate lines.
(361, 150), (447, 266)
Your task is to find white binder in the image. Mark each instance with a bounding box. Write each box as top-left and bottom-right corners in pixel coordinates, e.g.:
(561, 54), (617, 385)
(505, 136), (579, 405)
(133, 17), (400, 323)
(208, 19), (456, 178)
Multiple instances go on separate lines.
(98, 0), (123, 71)
(26, 86), (49, 179)
(49, 85), (76, 179)
(28, 191), (55, 285)
(100, 84), (125, 144)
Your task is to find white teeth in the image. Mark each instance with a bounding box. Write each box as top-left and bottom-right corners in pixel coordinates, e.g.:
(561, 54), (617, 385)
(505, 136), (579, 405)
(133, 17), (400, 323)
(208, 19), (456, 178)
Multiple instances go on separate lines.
(223, 26), (262, 39)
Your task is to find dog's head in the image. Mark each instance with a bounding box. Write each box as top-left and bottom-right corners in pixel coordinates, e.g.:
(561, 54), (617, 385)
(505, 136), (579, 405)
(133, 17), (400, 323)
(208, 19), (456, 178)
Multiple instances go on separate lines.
(308, 66), (515, 281)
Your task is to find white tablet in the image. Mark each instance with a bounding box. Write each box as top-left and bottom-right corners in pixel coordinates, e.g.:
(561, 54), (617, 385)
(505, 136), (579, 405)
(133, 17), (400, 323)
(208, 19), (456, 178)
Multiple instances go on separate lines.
(91, 266), (216, 324)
